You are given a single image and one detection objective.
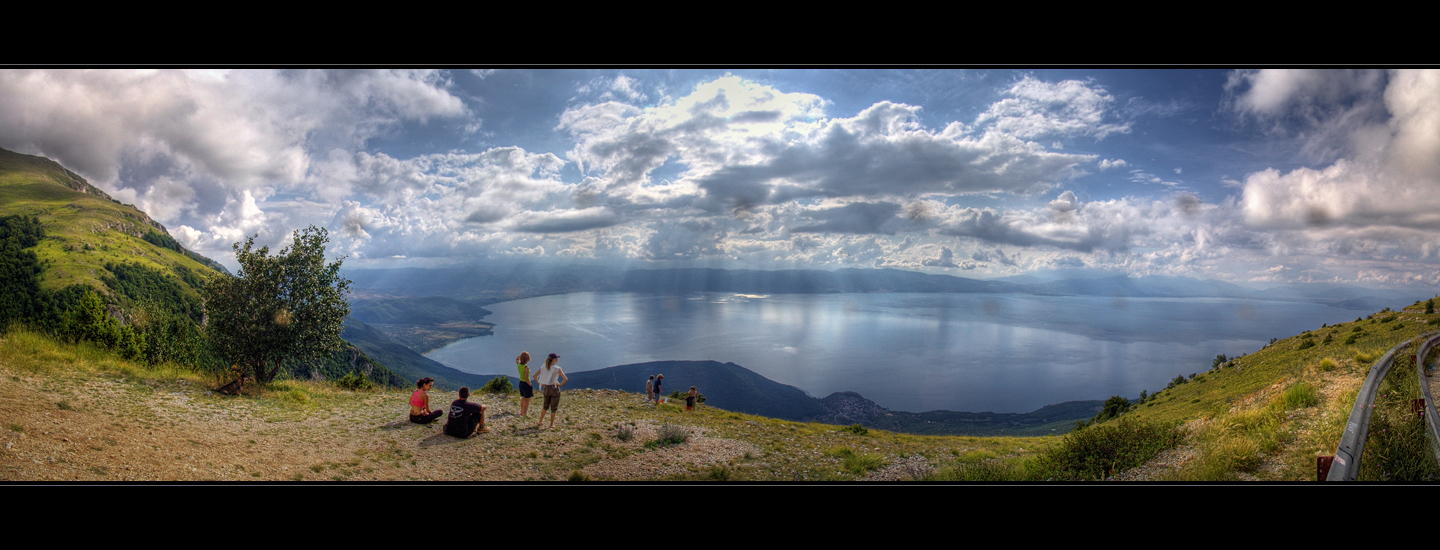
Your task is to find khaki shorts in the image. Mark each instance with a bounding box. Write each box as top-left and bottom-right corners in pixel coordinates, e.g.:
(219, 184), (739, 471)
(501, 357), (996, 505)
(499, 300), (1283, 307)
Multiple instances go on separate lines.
(542, 385), (561, 412)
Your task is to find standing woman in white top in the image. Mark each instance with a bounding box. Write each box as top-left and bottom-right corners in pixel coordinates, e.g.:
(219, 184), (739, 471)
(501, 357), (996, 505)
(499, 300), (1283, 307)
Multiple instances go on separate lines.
(532, 353), (568, 429)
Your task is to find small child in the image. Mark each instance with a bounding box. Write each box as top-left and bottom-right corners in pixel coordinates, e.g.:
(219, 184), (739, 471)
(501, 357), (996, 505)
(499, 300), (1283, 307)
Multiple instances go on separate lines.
(686, 386), (698, 412)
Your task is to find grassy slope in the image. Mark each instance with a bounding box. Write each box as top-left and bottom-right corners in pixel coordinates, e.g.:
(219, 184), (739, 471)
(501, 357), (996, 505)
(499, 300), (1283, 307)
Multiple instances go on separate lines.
(0, 148), (220, 296)
(1118, 302), (1437, 480)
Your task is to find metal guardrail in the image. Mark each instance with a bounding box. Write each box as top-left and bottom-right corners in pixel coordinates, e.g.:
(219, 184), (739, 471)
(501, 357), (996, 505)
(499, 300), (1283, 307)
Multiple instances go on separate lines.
(1326, 330), (1440, 481)
(1417, 333), (1440, 464)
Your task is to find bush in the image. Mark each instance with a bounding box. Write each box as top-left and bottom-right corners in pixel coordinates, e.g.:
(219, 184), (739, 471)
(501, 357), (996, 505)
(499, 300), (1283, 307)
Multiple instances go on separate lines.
(1318, 358), (1338, 372)
(705, 464), (733, 481)
(1029, 418), (1183, 481)
(1211, 354), (1228, 370)
(336, 371), (373, 391)
(1090, 395), (1132, 424)
(841, 424), (869, 436)
(646, 424), (689, 448)
(927, 461), (1018, 482)
(614, 423), (634, 442)
(842, 453), (884, 475)
(1282, 382), (1318, 409)
(480, 375), (514, 394)
(823, 446), (885, 476)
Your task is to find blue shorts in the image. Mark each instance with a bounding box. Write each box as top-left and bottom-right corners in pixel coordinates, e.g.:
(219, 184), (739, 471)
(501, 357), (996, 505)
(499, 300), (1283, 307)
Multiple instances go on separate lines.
(519, 381), (534, 399)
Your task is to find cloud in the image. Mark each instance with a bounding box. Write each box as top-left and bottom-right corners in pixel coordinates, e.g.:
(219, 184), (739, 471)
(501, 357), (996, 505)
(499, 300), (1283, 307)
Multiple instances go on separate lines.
(693, 102), (1091, 212)
(1239, 69), (1440, 257)
(791, 201), (901, 234)
(974, 76), (1130, 140)
(0, 70), (466, 189)
(1128, 169), (1179, 187)
(1224, 69), (1391, 164)
(509, 207), (621, 233)
(560, 75), (1098, 217)
(922, 246), (957, 268)
(1098, 158), (1127, 170)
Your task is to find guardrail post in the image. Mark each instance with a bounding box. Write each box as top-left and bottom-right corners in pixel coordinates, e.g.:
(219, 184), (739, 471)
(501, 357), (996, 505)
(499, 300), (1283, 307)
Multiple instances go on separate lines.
(1317, 456), (1333, 481)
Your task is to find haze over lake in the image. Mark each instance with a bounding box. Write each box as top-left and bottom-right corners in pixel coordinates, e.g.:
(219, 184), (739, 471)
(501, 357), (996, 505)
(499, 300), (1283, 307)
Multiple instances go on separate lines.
(425, 292), (1370, 413)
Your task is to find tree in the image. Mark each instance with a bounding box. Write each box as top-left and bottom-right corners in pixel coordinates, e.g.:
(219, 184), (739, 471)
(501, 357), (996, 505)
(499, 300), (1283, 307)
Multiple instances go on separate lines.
(204, 226), (351, 384)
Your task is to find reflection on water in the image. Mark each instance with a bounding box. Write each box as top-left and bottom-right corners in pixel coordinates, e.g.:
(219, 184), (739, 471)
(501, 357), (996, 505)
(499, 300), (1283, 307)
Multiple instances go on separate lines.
(426, 292), (1365, 414)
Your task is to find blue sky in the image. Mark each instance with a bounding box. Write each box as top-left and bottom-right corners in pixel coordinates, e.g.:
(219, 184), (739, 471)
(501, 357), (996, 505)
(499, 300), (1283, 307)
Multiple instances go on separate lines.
(3, 68), (1437, 289)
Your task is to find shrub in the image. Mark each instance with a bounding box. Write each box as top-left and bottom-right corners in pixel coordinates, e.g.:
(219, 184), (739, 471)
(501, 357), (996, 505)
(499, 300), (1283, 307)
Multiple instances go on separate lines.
(1297, 340), (1315, 350)
(927, 461), (1018, 482)
(1318, 358), (1338, 372)
(1211, 354), (1228, 370)
(335, 371), (373, 391)
(1090, 395), (1132, 424)
(646, 424), (689, 448)
(705, 464), (733, 481)
(567, 470), (590, 481)
(614, 423), (634, 442)
(842, 453), (885, 475)
(841, 424), (869, 436)
(480, 375), (514, 394)
(823, 446), (884, 475)
(1282, 382), (1318, 409)
(1029, 418), (1183, 481)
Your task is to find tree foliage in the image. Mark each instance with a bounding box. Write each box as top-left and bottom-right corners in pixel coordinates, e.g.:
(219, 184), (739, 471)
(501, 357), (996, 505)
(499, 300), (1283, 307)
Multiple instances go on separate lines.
(204, 226), (351, 384)
(0, 215), (46, 327)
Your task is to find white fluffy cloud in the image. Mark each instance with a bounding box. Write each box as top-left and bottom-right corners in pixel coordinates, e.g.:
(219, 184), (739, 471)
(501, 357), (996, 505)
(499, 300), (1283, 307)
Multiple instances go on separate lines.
(1236, 69), (1440, 266)
(975, 76), (1130, 140)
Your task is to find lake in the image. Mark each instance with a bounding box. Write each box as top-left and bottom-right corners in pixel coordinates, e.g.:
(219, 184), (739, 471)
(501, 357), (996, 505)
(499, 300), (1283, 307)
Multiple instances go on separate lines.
(425, 292), (1371, 413)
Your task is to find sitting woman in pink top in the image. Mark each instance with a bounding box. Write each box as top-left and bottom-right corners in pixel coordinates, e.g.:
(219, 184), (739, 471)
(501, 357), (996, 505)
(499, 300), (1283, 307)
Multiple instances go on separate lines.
(410, 377), (442, 424)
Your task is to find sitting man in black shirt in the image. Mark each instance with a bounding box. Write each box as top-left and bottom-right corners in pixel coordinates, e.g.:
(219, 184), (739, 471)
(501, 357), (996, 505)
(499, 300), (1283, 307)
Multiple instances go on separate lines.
(443, 386), (489, 438)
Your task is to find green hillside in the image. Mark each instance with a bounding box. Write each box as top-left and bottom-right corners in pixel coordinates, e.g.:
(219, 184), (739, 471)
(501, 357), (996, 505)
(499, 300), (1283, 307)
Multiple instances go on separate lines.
(0, 148), (226, 296)
(0, 147), (407, 390)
